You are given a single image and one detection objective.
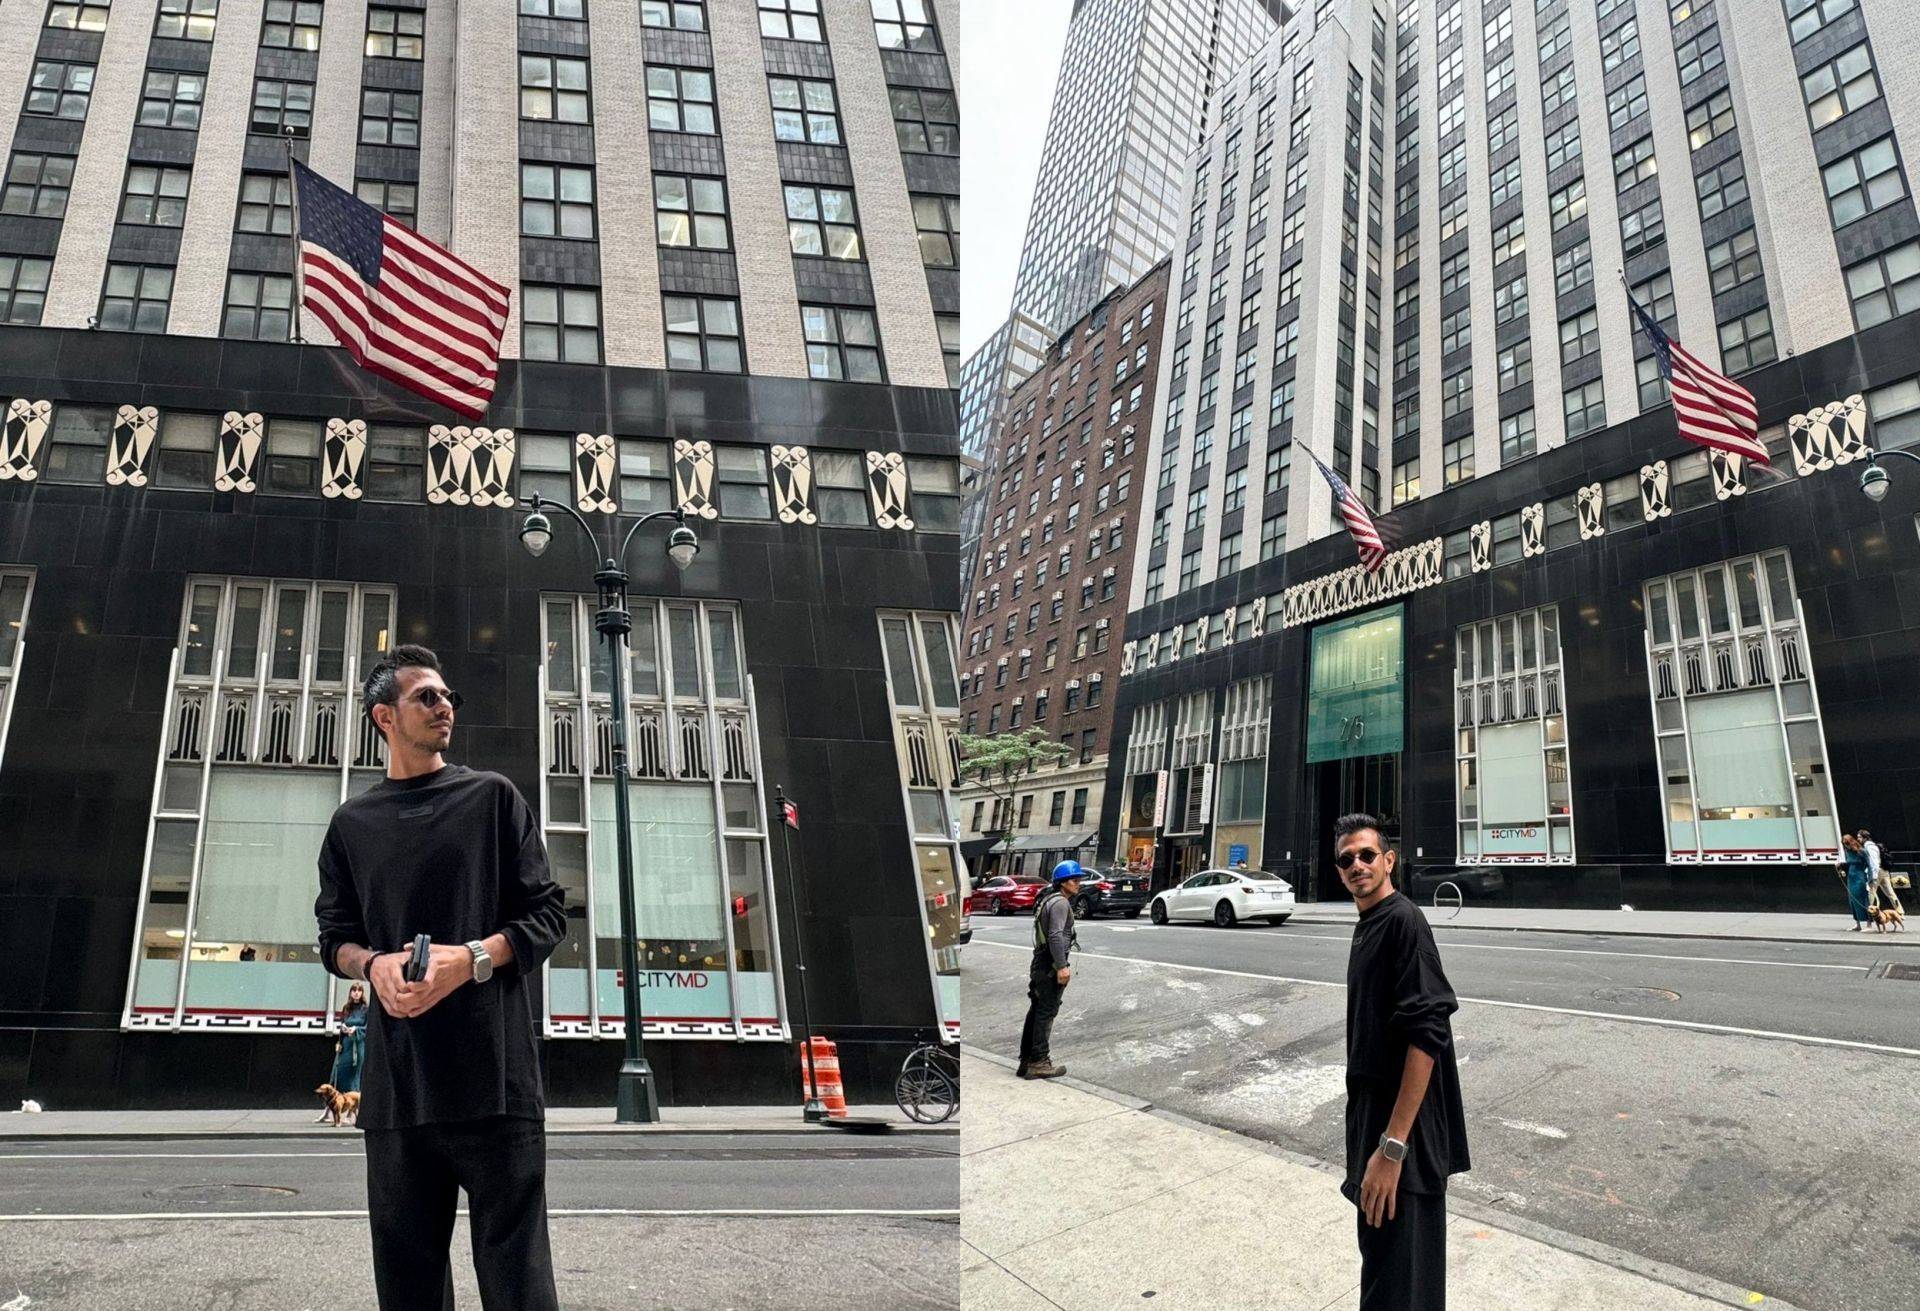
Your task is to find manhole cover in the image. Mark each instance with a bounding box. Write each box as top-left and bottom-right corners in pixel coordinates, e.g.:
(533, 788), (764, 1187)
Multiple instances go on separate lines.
(1880, 962), (1920, 982)
(147, 1184), (300, 1202)
(1589, 986), (1680, 1004)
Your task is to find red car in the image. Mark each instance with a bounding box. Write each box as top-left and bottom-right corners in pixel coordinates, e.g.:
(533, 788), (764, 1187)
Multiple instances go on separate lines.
(974, 875), (1048, 915)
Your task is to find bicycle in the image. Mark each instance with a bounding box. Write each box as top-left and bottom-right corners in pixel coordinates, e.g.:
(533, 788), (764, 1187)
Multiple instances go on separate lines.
(895, 1040), (960, 1123)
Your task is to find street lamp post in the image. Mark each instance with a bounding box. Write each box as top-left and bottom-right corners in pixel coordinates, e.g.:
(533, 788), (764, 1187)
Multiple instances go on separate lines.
(1857, 446), (1920, 502)
(518, 491), (700, 1125)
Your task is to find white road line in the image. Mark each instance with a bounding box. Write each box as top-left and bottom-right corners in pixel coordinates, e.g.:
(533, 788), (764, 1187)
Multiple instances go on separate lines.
(0, 1152), (362, 1162)
(970, 940), (1920, 1058)
(0, 1208), (958, 1223)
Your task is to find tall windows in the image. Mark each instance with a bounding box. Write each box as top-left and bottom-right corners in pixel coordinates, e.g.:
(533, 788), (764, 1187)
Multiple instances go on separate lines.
(801, 304), (884, 382)
(1644, 553), (1840, 863)
(522, 55), (592, 124)
(156, 0), (218, 40)
(1455, 607), (1574, 863)
(769, 76), (841, 144)
(522, 164), (595, 239)
(891, 86), (957, 155)
(1213, 677), (1272, 868)
(222, 272), (294, 341)
(872, 0), (939, 51)
(655, 174), (729, 249)
(139, 71), (199, 128)
(365, 7), (423, 57)
(0, 256), (52, 325)
(261, 0), (322, 50)
(2, 152), (74, 218)
(26, 60), (93, 119)
(125, 579), (396, 1031)
(0, 569), (32, 773)
(759, 0), (823, 40)
(522, 284), (602, 364)
(537, 597), (785, 1040)
(645, 66), (711, 133)
(784, 184), (863, 260)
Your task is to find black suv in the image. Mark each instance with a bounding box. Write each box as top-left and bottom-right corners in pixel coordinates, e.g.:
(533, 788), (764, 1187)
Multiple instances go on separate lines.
(1072, 868), (1150, 919)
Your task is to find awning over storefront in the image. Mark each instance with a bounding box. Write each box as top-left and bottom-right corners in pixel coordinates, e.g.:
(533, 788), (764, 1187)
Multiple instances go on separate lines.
(1001, 831), (1096, 852)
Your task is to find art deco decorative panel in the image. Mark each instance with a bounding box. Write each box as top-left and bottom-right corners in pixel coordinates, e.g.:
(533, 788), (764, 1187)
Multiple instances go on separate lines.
(575, 433), (616, 514)
(1576, 482), (1605, 540)
(866, 451), (914, 530)
(673, 439), (719, 519)
(107, 405), (158, 487)
(1709, 450), (1746, 501)
(1469, 521), (1491, 572)
(428, 426), (516, 506)
(1640, 460), (1670, 520)
(0, 400), (49, 481)
(321, 419), (366, 499)
(1278, 539), (1442, 628)
(770, 444), (818, 524)
(216, 411), (263, 492)
(1788, 393), (1867, 476)
(1520, 503), (1544, 558)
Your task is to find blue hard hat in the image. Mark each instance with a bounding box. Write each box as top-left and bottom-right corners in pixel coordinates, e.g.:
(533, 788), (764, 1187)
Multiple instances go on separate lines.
(1051, 860), (1085, 883)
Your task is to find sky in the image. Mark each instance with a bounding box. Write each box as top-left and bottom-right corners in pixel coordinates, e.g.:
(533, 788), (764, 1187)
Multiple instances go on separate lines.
(959, 0), (1074, 359)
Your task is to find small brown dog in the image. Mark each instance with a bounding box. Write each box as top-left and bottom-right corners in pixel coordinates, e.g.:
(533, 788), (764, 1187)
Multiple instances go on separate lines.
(315, 1083), (361, 1126)
(1869, 903), (1906, 932)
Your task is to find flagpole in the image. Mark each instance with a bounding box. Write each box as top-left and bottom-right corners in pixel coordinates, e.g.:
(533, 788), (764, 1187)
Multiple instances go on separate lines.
(284, 125), (305, 345)
(772, 784), (826, 1123)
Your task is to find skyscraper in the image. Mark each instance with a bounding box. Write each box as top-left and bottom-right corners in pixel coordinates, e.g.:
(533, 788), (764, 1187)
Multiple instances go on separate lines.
(959, 0), (1284, 461)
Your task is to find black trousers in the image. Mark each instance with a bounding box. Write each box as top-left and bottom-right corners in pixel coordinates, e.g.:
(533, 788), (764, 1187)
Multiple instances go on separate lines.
(1356, 1188), (1447, 1311)
(1018, 962), (1066, 1067)
(364, 1115), (559, 1311)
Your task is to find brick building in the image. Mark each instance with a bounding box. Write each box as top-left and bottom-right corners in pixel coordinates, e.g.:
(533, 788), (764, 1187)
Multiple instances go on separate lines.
(957, 259), (1168, 879)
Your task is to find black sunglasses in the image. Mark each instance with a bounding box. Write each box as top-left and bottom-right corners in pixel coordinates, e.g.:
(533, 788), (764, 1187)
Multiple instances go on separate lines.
(409, 687), (464, 712)
(1335, 847), (1382, 870)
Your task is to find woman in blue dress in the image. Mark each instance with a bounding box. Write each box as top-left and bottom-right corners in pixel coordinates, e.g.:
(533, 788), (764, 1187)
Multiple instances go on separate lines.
(316, 983), (368, 1120)
(1841, 834), (1872, 931)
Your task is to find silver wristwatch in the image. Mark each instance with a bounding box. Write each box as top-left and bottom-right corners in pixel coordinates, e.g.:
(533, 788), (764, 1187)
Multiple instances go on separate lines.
(1378, 1133), (1408, 1163)
(466, 940), (493, 985)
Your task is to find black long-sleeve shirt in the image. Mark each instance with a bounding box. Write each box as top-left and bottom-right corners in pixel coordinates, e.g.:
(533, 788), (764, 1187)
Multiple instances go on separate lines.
(1342, 891), (1471, 1201)
(315, 764), (566, 1131)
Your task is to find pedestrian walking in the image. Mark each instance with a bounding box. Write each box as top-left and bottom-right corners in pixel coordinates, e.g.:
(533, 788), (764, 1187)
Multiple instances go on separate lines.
(1860, 830), (1903, 917)
(1336, 813), (1470, 1311)
(1017, 860), (1084, 1080)
(315, 644), (567, 1311)
(314, 983), (370, 1123)
(1840, 834), (1872, 930)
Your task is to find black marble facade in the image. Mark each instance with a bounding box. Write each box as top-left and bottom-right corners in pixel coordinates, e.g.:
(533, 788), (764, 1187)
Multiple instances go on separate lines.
(1103, 316), (1920, 911)
(0, 325), (958, 1110)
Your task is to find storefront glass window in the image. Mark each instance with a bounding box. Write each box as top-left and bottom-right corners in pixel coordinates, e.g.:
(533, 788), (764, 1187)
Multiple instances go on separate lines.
(1454, 605), (1574, 862)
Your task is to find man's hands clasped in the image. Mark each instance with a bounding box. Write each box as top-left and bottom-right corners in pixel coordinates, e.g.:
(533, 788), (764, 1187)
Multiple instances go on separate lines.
(369, 943), (473, 1020)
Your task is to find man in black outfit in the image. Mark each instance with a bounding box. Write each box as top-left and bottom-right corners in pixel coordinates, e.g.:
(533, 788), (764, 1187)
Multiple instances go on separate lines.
(315, 644), (567, 1311)
(1337, 812), (1470, 1310)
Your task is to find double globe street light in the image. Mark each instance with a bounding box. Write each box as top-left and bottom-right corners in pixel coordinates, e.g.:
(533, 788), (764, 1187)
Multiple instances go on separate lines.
(519, 491), (699, 1124)
(1858, 446), (1920, 502)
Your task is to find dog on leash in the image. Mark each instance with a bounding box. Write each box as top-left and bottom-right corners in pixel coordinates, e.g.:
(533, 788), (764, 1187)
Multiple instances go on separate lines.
(315, 1083), (361, 1126)
(1869, 903), (1906, 932)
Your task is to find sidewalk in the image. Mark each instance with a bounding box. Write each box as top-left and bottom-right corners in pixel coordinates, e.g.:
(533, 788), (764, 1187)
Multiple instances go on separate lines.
(0, 1103), (955, 1140)
(959, 1050), (1802, 1311)
(1287, 902), (1920, 945)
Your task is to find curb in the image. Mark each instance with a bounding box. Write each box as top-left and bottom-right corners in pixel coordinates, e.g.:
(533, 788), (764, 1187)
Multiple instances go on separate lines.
(960, 1046), (1809, 1311)
(0, 1123), (959, 1144)
(1286, 913), (1920, 948)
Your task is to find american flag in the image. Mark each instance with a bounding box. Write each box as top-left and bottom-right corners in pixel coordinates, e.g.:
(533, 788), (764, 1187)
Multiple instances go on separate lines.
(1305, 448), (1388, 572)
(1626, 287), (1767, 465)
(291, 160), (509, 420)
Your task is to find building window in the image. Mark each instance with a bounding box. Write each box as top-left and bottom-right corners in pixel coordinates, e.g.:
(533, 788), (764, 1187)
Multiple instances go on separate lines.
(1491, 216), (1525, 264)
(714, 447), (772, 520)
(936, 314), (959, 387)
(1695, 159), (1747, 221)
(237, 172), (291, 234)
(655, 173), (728, 249)
(120, 164), (190, 227)
(1442, 367), (1472, 418)
(616, 438), (671, 512)
(1549, 177), (1586, 230)
(156, 0), (218, 39)
(912, 194), (958, 267)
(1554, 239), (1593, 296)
(1443, 434), (1473, 486)
(645, 65), (713, 134)
(138, 71), (206, 129)
(522, 55), (591, 124)
(1785, 0), (1856, 43)
(1499, 409), (1536, 463)
(1620, 197), (1665, 257)
(784, 185), (862, 260)
(1564, 380), (1606, 437)
(1546, 116), (1581, 172)
(520, 0), (582, 14)
(1541, 63), (1576, 115)
(263, 419), (323, 494)
(1706, 228), (1762, 294)
(1718, 307), (1776, 373)
(891, 86), (958, 156)
(801, 304), (883, 382)
(1674, 27), (1723, 85)
(1845, 240), (1920, 329)
(364, 426), (425, 500)
(1392, 457), (1420, 506)
(0, 256), (52, 325)
(872, 0), (938, 50)
(365, 6), (423, 57)
(1687, 90), (1734, 151)
(4, 153), (75, 225)
(42, 405), (113, 483)
(26, 59), (93, 119)
(98, 263), (173, 333)
(1644, 553), (1839, 863)
(1498, 339), (1532, 391)
(759, 0), (823, 41)
(641, 0), (704, 30)
(355, 179), (415, 226)
(814, 450), (869, 525)
(48, 0), (110, 29)
(1822, 137), (1905, 227)
(262, 0), (322, 49)
(522, 285), (601, 364)
(359, 89), (420, 146)
(907, 457), (960, 532)
(153, 412), (216, 487)
(769, 76), (841, 144)
(521, 162), (594, 239)
(1613, 135), (1657, 191)
(1559, 309), (1600, 367)
(250, 78), (313, 135)
(1454, 607), (1575, 863)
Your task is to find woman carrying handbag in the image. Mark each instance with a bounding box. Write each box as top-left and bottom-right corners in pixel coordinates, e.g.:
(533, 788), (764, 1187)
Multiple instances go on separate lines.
(316, 983), (369, 1122)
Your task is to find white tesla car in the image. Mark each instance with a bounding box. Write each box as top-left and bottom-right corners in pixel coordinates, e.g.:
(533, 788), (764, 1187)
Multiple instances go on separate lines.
(1148, 868), (1295, 927)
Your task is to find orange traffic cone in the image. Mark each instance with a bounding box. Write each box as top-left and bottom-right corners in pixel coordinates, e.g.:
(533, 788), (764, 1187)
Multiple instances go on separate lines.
(800, 1037), (847, 1118)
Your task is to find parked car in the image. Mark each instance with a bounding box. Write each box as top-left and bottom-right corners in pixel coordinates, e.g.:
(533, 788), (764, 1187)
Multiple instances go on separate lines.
(1072, 869), (1149, 919)
(1148, 868), (1296, 927)
(1405, 865), (1507, 904)
(975, 875), (1048, 916)
(960, 872), (973, 945)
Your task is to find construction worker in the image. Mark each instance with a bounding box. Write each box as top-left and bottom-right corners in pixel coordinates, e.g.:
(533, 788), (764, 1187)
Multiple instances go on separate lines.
(1017, 860), (1083, 1079)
